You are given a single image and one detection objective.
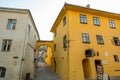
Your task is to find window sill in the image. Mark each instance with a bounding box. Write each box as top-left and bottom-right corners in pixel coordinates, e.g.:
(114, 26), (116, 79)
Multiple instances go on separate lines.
(94, 24), (100, 26)
(110, 27), (116, 29)
(83, 42), (90, 44)
(98, 43), (104, 45)
(80, 22), (87, 24)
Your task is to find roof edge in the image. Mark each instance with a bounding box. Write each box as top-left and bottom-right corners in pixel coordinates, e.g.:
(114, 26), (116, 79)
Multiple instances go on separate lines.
(50, 3), (120, 32)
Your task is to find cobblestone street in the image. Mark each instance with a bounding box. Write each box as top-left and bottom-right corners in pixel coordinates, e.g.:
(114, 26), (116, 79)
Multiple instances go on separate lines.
(35, 63), (62, 80)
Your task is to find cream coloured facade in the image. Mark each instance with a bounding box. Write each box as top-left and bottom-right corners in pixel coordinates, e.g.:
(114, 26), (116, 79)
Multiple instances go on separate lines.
(0, 7), (39, 80)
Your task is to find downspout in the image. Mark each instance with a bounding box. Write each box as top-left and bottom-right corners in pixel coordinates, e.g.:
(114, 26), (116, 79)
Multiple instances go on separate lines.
(19, 14), (29, 80)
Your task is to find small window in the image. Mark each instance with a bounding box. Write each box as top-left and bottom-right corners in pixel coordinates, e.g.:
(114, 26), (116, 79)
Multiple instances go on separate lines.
(113, 55), (119, 62)
(54, 44), (56, 51)
(82, 33), (90, 43)
(93, 17), (100, 26)
(54, 31), (56, 37)
(28, 25), (31, 34)
(80, 14), (87, 23)
(1, 40), (12, 52)
(7, 19), (17, 30)
(96, 35), (104, 44)
(112, 37), (120, 46)
(63, 16), (66, 26)
(0, 67), (6, 77)
(63, 35), (67, 48)
(109, 20), (115, 28)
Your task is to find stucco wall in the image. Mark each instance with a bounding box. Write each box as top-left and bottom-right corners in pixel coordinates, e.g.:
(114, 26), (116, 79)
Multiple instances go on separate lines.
(0, 9), (39, 80)
(68, 10), (120, 80)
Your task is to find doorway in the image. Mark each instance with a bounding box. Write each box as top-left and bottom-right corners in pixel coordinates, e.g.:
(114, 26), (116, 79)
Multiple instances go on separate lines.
(95, 60), (103, 80)
(82, 59), (91, 79)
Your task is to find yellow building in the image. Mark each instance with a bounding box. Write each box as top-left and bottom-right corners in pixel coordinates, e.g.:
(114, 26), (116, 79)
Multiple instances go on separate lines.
(51, 3), (120, 80)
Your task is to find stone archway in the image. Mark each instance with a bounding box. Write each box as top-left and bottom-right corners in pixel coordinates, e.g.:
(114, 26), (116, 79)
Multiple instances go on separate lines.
(35, 40), (54, 66)
(36, 40), (54, 49)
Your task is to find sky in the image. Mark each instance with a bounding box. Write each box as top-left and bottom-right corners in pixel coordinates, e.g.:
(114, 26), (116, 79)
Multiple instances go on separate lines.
(0, 0), (120, 40)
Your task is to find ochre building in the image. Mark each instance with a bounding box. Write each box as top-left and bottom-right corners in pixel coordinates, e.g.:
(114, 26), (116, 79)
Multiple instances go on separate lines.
(51, 3), (120, 80)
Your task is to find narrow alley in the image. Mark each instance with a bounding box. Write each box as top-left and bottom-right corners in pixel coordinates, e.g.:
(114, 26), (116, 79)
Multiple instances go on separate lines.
(35, 63), (62, 80)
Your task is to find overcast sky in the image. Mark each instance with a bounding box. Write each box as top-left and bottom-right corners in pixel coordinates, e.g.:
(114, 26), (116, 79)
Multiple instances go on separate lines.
(0, 0), (120, 40)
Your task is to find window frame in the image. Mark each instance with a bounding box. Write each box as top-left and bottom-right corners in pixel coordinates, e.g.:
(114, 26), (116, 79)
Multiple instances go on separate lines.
(1, 39), (12, 52)
(63, 16), (66, 26)
(113, 55), (119, 62)
(112, 37), (120, 46)
(82, 33), (90, 43)
(93, 17), (100, 26)
(96, 35), (104, 44)
(7, 19), (17, 30)
(80, 14), (87, 24)
(109, 20), (115, 28)
(63, 35), (67, 48)
(0, 67), (6, 77)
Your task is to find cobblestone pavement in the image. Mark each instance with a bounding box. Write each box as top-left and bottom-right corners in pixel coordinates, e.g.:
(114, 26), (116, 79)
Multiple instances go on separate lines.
(35, 63), (62, 80)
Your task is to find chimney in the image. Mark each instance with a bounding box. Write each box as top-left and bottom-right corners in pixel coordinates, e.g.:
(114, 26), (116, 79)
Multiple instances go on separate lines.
(86, 4), (90, 8)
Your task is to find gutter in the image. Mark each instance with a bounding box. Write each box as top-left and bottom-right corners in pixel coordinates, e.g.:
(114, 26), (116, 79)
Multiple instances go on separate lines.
(19, 14), (29, 80)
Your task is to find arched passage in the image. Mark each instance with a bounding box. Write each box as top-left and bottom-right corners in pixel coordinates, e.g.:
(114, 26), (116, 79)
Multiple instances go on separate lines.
(36, 41), (54, 49)
(35, 40), (54, 66)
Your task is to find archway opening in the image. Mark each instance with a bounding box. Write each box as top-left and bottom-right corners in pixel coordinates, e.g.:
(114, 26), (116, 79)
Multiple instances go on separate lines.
(36, 45), (52, 66)
(82, 59), (91, 79)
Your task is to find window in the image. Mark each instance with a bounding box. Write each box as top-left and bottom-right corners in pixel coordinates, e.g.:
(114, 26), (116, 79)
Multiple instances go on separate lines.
(96, 35), (104, 44)
(54, 44), (56, 51)
(1, 40), (12, 52)
(0, 67), (6, 77)
(93, 17), (100, 26)
(63, 35), (67, 48)
(109, 20), (115, 28)
(82, 33), (90, 43)
(113, 55), (119, 62)
(80, 14), (87, 23)
(54, 31), (56, 37)
(28, 25), (31, 34)
(63, 16), (66, 26)
(112, 37), (120, 46)
(7, 19), (17, 30)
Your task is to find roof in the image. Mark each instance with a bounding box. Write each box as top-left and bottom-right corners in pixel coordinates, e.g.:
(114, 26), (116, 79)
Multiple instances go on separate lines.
(50, 3), (120, 32)
(0, 7), (40, 40)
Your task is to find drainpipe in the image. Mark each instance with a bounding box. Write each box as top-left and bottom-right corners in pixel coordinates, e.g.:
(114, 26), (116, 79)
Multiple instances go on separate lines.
(19, 15), (29, 80)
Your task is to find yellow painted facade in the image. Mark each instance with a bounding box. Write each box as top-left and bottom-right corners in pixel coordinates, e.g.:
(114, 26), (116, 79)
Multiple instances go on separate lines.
(51, 3), (120, 80)
(45, 47), (52, 66)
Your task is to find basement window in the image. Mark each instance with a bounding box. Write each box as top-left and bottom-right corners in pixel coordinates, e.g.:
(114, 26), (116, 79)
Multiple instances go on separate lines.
(0, 67), (6, 77)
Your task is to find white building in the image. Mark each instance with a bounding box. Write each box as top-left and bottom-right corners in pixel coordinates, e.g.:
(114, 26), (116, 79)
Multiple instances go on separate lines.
(0, 7), (40, 80)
